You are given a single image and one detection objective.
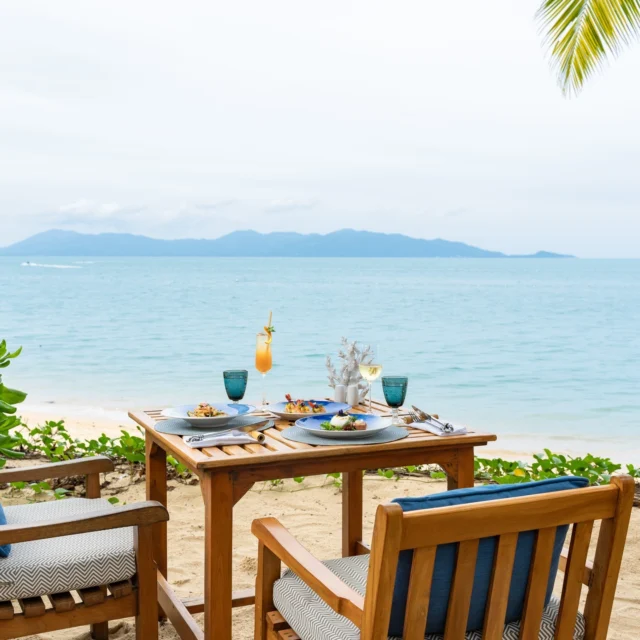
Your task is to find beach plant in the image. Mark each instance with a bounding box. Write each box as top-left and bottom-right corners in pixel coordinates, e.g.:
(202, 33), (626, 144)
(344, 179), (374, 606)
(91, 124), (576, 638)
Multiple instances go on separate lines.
(626, 464), (640, 478)
(474, 449), (621, 485)
(8, 480), (71, 502)
(6, 412), (637, 497)
(18, 420), (82, 462)
(15, 420), (191, 480)
(537, 0), (640, 95)
(0, 341), (27, 468)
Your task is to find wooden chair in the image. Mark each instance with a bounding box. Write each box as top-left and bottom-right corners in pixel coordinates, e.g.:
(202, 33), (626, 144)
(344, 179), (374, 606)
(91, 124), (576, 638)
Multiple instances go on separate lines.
(0, 456), (168, 640)
(253, 476), (635, 640)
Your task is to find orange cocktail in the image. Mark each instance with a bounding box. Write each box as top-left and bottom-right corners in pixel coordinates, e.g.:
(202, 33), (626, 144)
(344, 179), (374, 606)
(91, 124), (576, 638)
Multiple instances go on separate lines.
(255, 333), (272, 374)
(256, 325), (274, 406)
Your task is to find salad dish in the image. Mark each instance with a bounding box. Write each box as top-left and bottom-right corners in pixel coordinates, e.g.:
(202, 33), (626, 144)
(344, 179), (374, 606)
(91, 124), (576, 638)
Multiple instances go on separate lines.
(320, 411), (367, 431)
(268, 397), (351, 422)
(295, 412), (391, 439)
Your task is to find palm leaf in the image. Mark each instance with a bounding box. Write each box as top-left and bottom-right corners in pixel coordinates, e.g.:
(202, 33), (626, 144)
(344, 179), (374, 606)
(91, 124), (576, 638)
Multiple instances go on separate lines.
(538, 0), (640, 94)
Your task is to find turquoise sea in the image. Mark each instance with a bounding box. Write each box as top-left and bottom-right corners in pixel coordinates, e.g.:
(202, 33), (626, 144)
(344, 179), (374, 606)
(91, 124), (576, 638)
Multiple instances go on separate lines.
(1, 257), (639, 462)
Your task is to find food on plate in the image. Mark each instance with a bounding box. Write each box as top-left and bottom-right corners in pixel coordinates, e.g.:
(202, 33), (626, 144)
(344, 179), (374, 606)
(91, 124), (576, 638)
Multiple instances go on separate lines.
(187, 403), (228, 418)
(321, 410), (367, 431)
(284, 394), (325, 414)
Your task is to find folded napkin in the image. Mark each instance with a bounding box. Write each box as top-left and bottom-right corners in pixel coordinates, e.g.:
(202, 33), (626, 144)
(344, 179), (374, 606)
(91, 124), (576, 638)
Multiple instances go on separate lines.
(408, 419), (467, 437)
(184, 430), (264, 448)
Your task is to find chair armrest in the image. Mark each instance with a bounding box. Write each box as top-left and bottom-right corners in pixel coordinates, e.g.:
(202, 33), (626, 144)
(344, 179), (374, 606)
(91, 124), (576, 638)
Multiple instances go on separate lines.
(252, 517), (364, 626)
(0, 456), (114, 483)
(0, 500), (168, 546)
(559, 546), (593, 585)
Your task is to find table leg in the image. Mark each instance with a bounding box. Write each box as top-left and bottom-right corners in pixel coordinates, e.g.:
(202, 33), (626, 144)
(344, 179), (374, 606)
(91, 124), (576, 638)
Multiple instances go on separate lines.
(342, 470), (364, 557)
(202, 472), (234, 640)
(446, 447), (476, 490)
(145, 438), (168, 580)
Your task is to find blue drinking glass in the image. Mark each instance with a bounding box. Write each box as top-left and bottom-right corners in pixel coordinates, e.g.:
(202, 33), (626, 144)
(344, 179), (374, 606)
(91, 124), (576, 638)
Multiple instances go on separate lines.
(223, 370), (248, 404)
(382, 376), (408, 426)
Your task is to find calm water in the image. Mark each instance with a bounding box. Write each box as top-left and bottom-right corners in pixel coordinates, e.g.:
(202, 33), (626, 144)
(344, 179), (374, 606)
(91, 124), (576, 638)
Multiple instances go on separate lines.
(1, 257), (639, 462)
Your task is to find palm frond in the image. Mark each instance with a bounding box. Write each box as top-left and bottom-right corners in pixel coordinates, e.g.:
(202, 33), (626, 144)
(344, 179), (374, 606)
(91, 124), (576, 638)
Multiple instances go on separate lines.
(537, 0), (640, 95)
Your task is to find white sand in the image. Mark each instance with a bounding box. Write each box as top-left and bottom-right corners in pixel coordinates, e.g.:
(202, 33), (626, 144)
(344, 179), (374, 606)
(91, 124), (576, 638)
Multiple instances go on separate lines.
(5, 413), (638, 640)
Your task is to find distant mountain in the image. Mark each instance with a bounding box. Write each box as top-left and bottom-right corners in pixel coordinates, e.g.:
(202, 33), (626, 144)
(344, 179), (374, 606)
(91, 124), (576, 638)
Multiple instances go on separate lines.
(0, 229), (573, 258)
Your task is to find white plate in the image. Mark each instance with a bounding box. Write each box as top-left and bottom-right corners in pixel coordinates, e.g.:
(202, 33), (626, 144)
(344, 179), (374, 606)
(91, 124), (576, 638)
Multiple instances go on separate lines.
(295, 414), (392, 439)
(162, 403), (239, 427)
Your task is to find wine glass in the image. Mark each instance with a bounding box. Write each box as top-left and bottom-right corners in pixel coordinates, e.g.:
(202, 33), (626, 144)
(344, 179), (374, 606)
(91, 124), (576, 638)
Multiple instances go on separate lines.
(255, 333), (272, 406)
(223, 370), (248, 406)
(358, 346), (382, 413)
(382, 376), (408, 426)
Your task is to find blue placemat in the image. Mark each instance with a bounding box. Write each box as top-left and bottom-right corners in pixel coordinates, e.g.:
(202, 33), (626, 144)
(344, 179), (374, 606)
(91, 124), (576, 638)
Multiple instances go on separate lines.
(281, 425), (409, 446)
(155, 416), (274, 437)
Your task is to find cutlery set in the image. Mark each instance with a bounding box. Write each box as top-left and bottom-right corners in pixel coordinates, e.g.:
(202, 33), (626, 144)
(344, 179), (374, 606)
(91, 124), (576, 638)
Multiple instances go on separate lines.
(185, 419), (272, 443)
(406, 405), (456, 434)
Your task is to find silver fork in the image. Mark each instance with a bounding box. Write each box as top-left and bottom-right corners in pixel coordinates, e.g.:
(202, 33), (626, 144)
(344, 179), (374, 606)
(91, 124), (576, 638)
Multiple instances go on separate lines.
(407, 411), (448, 435)
(412, 406), (454, 433)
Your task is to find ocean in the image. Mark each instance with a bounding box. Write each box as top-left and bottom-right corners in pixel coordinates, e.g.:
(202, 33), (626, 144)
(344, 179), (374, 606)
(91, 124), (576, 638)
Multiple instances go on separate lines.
(1, 257), (639, 462)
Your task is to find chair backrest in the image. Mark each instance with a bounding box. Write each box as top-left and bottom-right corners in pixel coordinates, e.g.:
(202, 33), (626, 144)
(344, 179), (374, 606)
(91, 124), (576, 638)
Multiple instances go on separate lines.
(361, 476), (635, 640)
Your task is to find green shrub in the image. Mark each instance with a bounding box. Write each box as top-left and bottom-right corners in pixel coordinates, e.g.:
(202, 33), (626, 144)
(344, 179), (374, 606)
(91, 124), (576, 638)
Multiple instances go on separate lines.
(16, 419), (191, 480)
(0, 341), (27, 467)
(474, 448), (622, 486)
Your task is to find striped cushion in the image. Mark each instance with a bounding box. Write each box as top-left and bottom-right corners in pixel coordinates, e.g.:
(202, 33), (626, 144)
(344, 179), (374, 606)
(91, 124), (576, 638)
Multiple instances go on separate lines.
(0, 498), (136, 601)
(273, 555), (586, 640)
(0, 503), (9, 558)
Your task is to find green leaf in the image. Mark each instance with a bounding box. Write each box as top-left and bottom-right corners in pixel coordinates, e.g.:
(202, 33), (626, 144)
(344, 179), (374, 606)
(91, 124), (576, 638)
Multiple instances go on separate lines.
(537, 0), (640, 95)
(108, 497), (120, 505)
(0, 400), (17, 415)
(0, 447), (24, 459)
(6, 347), (22, 359)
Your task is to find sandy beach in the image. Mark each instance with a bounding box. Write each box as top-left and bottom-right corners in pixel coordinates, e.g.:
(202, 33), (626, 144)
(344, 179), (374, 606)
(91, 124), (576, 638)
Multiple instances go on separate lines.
(4, 412), (639, 640)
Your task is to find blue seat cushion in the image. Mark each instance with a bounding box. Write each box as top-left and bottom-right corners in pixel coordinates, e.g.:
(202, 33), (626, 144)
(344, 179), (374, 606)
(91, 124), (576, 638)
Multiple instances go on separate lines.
(390, 476), (589, 636)
(0, 503), (10, 558)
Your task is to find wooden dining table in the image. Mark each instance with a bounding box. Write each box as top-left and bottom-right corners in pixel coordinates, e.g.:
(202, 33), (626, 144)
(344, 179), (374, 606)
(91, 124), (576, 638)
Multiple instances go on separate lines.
(129, 399), (497, 640)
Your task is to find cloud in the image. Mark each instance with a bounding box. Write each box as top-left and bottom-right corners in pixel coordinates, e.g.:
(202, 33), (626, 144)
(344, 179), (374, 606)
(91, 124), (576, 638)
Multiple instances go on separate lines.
(57, 200), (145, 220)
(58, 199), (92, 213)
(443, 207), (469, 218)
(25, 200), (242, 239)
(194, 200), (236, 211)
(264, 198), (318, 214)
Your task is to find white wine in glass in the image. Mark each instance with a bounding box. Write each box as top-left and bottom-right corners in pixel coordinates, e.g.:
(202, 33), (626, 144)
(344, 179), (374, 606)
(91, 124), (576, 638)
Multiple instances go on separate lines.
(359, 363), (383, 413)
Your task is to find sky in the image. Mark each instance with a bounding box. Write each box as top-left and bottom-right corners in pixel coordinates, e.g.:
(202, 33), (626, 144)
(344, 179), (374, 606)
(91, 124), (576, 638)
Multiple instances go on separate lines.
(1, 1), (639, 258)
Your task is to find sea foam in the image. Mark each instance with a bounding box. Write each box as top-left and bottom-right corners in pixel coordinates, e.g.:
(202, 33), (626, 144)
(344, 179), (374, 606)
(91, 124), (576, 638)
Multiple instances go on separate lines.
(21, 262), (81, 269)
